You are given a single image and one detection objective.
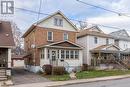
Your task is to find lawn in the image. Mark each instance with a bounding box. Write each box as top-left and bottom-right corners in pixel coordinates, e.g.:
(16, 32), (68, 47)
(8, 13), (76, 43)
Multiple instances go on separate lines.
(44, 70), (130, 81)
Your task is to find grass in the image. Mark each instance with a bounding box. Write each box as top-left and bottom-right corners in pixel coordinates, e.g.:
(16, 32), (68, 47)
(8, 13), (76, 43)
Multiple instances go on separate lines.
(44, 70), (130, 81)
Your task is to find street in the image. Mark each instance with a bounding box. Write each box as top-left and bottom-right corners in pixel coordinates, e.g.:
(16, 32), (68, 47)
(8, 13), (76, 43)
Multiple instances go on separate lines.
(60, 78), (130, 87)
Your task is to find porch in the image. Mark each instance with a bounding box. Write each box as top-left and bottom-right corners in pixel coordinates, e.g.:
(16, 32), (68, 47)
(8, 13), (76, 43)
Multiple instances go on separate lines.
(90, 45), (130, 70)
(0, 48), (12, 80)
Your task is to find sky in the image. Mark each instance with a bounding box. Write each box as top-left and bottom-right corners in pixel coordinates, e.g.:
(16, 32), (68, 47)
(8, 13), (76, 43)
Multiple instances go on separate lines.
(0, 0), (130, 34)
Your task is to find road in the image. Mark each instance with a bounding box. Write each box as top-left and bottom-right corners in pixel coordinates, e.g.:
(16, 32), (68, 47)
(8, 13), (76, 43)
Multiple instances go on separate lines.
(60, 78), (130, 87)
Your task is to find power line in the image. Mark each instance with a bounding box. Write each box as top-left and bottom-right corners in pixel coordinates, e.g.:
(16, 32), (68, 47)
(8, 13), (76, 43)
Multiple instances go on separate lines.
(76, 0), (127, 17)
(14, 7), (130, 31)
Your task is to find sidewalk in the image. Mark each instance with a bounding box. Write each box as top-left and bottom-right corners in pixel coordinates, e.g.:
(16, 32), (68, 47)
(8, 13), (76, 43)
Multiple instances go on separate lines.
(10, 74), (130, 87)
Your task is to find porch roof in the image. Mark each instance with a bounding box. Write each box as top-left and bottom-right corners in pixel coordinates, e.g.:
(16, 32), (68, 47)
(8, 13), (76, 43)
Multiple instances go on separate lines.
(90, 44), (122, 53)
(37, 41), (83, 50)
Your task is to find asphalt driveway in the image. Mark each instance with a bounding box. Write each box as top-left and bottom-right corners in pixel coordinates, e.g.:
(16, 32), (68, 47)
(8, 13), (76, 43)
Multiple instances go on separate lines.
(12, 67), (50, 85)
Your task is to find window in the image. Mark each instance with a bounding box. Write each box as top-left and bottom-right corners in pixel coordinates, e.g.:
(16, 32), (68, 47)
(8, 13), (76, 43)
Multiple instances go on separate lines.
(75, 50), (79, 59)
(48, 49), (50, 59)
(70, 50), (74, 59)
(47, 31), (53, 41)
(106, 38), (109, 45)
(54, 18), (63, 27)
(94, 37), (98, 44)
(57, 50), (59, 59)
(61, 50), (65, 59)
(64, 33), (68, 41)
(66, 50), (69, 59)
(41, 49), (44, 59)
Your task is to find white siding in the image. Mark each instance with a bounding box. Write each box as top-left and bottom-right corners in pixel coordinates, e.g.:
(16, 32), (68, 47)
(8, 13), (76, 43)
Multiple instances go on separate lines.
(118, 40), (130, 50)
(38, 14), (76, 32)
(77, 35), (115, 65)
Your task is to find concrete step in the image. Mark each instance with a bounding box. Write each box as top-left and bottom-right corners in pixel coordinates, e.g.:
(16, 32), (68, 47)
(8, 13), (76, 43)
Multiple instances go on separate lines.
(0, 75), (7, 81)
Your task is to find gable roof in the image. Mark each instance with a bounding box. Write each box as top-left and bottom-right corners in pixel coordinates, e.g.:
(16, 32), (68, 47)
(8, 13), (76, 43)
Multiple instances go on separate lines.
(38, 41), (83, 49)
(77, 26), (113, 38)
(22, 11), (78, 38)
(90, 44), (122, 53)
(0, 21), (15, 47)
(109, 29), (130, 41)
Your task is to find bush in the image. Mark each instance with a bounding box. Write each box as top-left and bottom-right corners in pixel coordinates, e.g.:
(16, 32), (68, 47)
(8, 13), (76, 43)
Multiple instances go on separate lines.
(42, 64), (52, 75)
(52, 66), (66, 75)
(82, 64), (88, 71)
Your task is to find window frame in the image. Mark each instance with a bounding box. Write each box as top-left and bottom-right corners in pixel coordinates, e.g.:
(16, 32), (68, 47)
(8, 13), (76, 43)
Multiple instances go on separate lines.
(70, 50), (74, 59)
(47, 31), (53, 41)
(106, 38), (109, 45)
(63, 32), (68, 41)
(61, 50), (65, 59)
(54, 17), (63, 27)
(66, 50), (70, 59)
(75, 50), (79, 59)
(94, 37), (98, 44)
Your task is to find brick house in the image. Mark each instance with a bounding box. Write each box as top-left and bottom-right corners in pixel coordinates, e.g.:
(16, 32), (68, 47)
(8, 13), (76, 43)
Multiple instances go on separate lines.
(0, 21), (15, 79)
(22, 11), (83, 73)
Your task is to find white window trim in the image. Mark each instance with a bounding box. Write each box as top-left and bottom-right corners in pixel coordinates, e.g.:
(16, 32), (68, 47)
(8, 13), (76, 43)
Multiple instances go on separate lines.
(54, 17), (63, 27)
(63, 32), (68, 41)
(47, 31), (53, 41)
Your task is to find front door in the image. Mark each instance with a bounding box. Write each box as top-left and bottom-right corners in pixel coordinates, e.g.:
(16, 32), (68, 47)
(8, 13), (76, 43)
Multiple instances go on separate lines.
(0, 49), (7, 68)
(51, 50), (57, 66)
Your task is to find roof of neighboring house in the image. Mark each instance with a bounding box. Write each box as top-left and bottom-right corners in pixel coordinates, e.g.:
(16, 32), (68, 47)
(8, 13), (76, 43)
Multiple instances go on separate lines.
(38, 41), (83, 49)
(11, 54), (25, 60)
(22, 11), (78, 38)
(0, 21), (15, 47)
(90, 44), (121, 53)
(109, 29), (130, 41)
(77, 26), (113, 38)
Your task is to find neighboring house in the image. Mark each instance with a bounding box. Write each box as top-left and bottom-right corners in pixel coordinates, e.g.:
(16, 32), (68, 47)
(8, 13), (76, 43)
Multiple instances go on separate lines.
(77, 26), (121, 65)
(11, 47), (26, 67)
(109, 29), (130, 50)
(11, 55), (25, 67)
(0, 21), (15, 79)
(22, 11), (83, 73)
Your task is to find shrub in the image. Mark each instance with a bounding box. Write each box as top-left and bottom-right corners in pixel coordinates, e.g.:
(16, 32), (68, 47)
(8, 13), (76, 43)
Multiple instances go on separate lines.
(52, 66), (66, 75)
(42, 64), (52, 75)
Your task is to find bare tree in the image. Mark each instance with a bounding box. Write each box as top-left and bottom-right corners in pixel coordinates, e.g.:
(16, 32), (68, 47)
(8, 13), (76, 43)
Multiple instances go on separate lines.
(11, 21), (24, 55)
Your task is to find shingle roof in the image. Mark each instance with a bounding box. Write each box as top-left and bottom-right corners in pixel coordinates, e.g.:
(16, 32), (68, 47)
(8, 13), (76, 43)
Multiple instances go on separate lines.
(0, 21), (15, 47)
(109, 29), (130, 41)
(77, 26), (113, 38)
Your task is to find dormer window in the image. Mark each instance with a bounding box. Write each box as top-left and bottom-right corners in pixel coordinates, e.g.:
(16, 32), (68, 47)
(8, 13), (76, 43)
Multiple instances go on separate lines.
(54, 18), (63, 27)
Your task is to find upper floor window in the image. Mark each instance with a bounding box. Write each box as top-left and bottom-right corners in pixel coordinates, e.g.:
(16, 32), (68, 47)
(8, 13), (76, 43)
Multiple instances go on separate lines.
(106, 38), (109, 45)
(94, 37), (98, 44)
(54, 18), (63, 27)
(63, 33), (68, 41)
(47, 31), (53, 41)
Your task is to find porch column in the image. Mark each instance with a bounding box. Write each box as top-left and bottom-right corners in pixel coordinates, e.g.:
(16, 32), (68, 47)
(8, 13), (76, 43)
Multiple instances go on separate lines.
(7, 48), (11, 76)
(44, 48), (47, 60)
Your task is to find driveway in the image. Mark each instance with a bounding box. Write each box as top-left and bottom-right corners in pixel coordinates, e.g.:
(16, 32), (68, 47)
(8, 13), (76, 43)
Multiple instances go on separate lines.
(12, 67), (50, 85)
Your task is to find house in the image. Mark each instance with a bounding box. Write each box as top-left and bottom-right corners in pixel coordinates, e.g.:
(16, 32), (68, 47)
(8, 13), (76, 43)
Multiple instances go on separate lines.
(77, 26), (121, 65)
(109, 29), (130, 63)
(22, 11), (83, 73)
(109, 30), (130, 50)
(0, 21), (15, 79)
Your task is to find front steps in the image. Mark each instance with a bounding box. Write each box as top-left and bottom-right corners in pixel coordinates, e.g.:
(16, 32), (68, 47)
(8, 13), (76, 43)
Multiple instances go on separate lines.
(0, 69), (7, 81)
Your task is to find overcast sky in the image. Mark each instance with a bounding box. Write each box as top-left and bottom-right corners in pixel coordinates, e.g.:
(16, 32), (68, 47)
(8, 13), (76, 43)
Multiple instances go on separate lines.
(0, 0), (130, 34)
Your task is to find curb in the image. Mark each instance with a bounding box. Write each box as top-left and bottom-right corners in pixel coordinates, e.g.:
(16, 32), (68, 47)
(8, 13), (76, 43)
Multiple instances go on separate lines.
(11, 75), (130, 87)
(47, 75), (130, 87)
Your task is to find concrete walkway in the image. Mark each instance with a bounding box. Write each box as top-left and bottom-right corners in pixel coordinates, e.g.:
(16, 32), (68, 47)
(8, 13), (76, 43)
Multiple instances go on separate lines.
(12, 67), (50, 85)
(10, 74), (130, 87)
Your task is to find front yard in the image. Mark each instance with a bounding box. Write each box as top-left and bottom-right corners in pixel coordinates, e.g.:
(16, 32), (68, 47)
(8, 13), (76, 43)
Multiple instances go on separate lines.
(44, 70), (130, 81)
